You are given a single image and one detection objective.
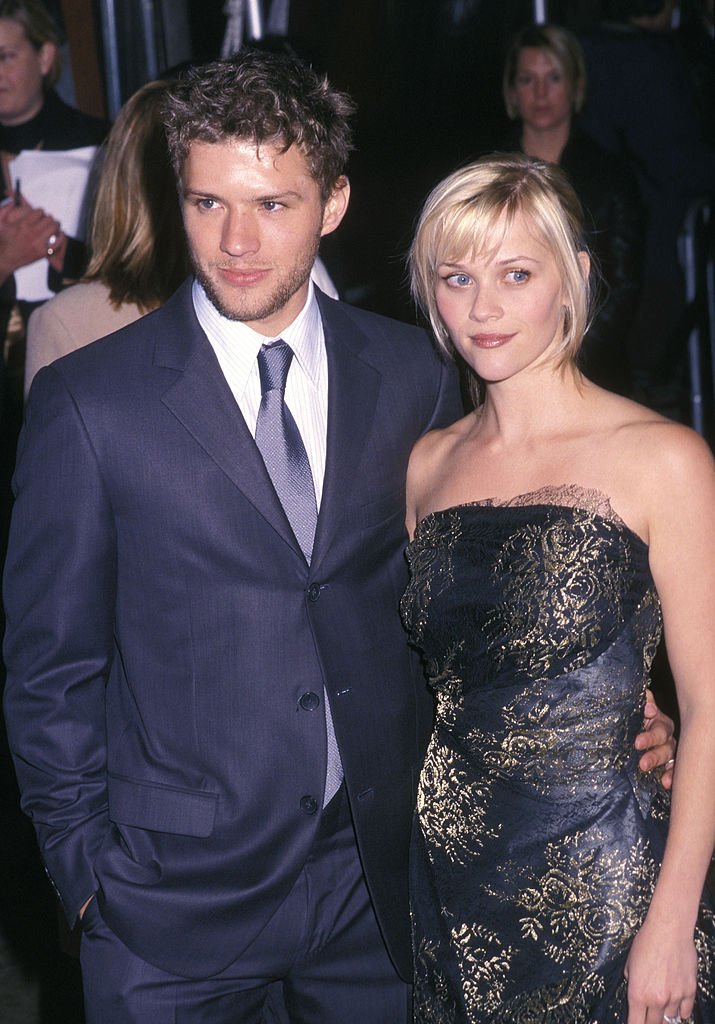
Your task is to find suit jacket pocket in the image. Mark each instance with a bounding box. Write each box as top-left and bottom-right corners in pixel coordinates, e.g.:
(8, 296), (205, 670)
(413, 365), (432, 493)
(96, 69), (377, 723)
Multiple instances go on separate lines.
(107, 774), (218, 837)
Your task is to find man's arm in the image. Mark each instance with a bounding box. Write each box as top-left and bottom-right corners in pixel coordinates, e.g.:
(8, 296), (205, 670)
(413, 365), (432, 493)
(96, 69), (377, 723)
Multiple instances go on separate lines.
(2, 365), (116, 924)
(424, 347), (464, 435)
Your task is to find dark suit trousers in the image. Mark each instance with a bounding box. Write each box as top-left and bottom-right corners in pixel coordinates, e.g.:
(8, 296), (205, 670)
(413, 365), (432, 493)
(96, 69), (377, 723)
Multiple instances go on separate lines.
(79, 788), (411, 1023)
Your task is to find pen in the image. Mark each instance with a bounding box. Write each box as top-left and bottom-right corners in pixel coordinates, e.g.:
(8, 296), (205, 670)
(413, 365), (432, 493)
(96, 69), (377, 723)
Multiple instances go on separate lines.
(14, 178), (21, 206)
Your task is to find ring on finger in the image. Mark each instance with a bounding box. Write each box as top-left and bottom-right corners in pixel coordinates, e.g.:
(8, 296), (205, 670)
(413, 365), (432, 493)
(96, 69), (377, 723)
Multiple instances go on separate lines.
(664, 758), (676, 770)
(663, 1014), (682, 1023)
(46, 232), (58, 256)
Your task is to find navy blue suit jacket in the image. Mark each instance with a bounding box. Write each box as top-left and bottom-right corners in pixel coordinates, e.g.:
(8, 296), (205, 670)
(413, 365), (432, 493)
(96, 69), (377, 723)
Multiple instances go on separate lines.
(3, 281), (462, 980)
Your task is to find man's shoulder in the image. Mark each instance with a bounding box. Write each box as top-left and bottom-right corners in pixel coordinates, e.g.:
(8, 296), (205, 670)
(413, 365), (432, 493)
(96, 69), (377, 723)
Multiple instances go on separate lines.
(317, 292), (439, 360)
(46, 281), (193, 383)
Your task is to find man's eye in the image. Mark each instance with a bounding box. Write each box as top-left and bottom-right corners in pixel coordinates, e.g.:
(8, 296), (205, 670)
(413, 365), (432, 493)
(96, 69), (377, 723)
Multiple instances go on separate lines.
(261, 201), (284, 212)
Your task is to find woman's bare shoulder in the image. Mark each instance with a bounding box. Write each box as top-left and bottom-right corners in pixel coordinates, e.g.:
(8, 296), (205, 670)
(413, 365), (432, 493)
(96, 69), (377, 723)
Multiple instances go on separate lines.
(585, 389), (707, 461)
(406, 412), (478, 531)
(608, 396), (713, 472)
(410, 410), (476, 465)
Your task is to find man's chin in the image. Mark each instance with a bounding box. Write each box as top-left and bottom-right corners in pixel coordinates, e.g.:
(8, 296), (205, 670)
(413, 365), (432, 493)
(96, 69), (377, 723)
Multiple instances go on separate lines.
(197, 276), (271, 323)
(195, 269), (308, 326)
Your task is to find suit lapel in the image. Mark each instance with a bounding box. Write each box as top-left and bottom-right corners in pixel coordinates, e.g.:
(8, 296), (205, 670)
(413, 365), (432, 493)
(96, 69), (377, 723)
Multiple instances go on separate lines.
(312, 295), (382, 566)
(156, 285), (302, 558)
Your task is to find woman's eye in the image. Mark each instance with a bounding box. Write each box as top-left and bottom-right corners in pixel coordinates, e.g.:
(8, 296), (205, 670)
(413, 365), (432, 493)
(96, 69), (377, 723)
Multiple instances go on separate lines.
(446, 273), (471, 287)
(506, 269), (530, 284)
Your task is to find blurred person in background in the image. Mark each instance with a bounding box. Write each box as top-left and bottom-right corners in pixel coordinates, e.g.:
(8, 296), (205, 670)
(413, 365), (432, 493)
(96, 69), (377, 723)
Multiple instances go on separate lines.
(675, 0), (715, 147)
(580, 0), (715, 419)
(0, 0), (107, 385)
(500, 22), (644, 396)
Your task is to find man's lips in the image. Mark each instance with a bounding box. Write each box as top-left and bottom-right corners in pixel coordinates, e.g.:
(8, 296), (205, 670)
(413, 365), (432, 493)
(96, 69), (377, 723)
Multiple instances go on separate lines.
(216, 267), (270, 286)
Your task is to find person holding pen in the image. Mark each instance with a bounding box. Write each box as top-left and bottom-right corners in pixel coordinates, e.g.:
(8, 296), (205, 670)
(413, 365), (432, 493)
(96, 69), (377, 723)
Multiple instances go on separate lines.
(0, 0), (107, 399)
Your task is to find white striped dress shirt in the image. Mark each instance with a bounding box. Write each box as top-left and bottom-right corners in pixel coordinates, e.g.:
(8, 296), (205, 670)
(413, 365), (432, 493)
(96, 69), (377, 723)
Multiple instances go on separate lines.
(192, 279), (329, 507)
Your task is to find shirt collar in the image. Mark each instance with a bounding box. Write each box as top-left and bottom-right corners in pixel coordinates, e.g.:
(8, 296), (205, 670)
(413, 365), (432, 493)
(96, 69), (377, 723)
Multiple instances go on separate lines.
(192, 278), (324, 394)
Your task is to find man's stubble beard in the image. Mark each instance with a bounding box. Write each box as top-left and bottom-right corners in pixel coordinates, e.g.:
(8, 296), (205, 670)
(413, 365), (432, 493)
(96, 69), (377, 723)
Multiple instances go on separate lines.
(191, 231), (322, 324)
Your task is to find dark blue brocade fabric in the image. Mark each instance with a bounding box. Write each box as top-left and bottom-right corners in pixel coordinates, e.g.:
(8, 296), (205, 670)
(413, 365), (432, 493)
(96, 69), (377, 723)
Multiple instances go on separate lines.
(401, 486), (715, 1023)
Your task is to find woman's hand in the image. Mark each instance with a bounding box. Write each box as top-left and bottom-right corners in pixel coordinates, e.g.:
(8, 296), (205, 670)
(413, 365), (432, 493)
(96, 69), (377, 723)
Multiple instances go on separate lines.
(625, 913), (697, 1023)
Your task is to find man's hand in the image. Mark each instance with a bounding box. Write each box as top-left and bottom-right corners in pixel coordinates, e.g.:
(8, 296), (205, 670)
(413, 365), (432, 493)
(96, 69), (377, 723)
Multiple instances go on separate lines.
(78, 894), (94, 920)
(635, 688), (676, 788)
(0, 196), (63, 280)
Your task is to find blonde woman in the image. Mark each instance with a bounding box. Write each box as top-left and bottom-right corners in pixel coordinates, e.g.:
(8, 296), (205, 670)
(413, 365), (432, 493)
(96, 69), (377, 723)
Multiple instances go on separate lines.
(402, 153), (715, 1022)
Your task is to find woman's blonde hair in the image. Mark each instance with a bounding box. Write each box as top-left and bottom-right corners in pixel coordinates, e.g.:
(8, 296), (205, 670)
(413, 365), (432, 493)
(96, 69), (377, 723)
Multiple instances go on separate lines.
(84, 79), (188, 312)
(503, 23), (587, 119)
(409, 153), (593, 399)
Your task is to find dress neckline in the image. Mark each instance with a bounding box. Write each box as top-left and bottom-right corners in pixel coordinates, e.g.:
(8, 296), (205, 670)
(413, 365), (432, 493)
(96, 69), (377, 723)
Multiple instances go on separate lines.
(415, 483), (648, 548)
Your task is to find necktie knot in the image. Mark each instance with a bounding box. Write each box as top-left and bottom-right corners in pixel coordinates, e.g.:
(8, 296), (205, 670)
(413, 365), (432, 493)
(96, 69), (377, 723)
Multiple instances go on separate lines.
(258, 340), (293, 396)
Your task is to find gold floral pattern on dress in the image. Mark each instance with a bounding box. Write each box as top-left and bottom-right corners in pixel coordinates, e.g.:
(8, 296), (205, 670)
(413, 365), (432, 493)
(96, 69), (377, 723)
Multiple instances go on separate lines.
(695, 905), (715, 1002)
(428, 641), (467, 728)
(403, 488), (715, 1022)
(483, 509), (631, 681)
(418, 734), (501, 866)
(496, 971), (617, 1023)
(451, 921), (516, 1018)
(487, 829), (657, 968)
(402, 507), (462, 646)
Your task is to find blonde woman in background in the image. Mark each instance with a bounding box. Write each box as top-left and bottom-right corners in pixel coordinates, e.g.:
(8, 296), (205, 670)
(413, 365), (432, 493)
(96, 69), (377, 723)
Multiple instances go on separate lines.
(499, 22), (643, 396)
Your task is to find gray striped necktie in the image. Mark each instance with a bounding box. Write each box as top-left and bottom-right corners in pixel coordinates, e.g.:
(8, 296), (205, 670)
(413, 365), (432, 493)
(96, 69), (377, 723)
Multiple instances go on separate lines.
(254, 340), (343, 805)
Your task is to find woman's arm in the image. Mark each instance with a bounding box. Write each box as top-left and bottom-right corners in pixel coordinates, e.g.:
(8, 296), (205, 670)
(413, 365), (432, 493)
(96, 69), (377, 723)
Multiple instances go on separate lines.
(625, 424), (715, 1024)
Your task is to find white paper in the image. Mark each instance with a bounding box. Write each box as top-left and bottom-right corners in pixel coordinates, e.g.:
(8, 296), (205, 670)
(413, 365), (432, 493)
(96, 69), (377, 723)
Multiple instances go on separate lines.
(10, 145), (98, 302)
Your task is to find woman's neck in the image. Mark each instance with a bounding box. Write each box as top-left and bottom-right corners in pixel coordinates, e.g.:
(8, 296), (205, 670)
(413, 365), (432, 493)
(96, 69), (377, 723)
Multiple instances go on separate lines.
(521, 120), (571, 165)
(478, 362), (587, 445)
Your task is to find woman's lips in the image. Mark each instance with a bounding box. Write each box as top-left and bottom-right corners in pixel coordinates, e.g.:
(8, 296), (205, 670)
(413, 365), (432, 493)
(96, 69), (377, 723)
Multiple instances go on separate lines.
(470, 333), (516, 349)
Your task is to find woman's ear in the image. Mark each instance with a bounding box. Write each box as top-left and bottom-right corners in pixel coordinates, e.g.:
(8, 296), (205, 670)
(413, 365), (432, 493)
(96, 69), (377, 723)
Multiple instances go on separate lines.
(577, 250), (590, 282)
(573, 78), (586, 113)
(38, 42), (57, 80)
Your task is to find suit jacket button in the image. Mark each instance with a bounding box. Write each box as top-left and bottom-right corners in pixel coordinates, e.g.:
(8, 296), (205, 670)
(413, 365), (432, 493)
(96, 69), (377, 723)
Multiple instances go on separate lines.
(300, 795), (318, 815)
(299, 691), (320, 711)
(307, 583), (321, 602)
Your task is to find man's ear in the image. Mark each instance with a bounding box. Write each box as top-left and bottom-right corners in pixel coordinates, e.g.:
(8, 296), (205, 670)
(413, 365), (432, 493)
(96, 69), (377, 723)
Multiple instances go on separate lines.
(321, 176), (350, 237)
